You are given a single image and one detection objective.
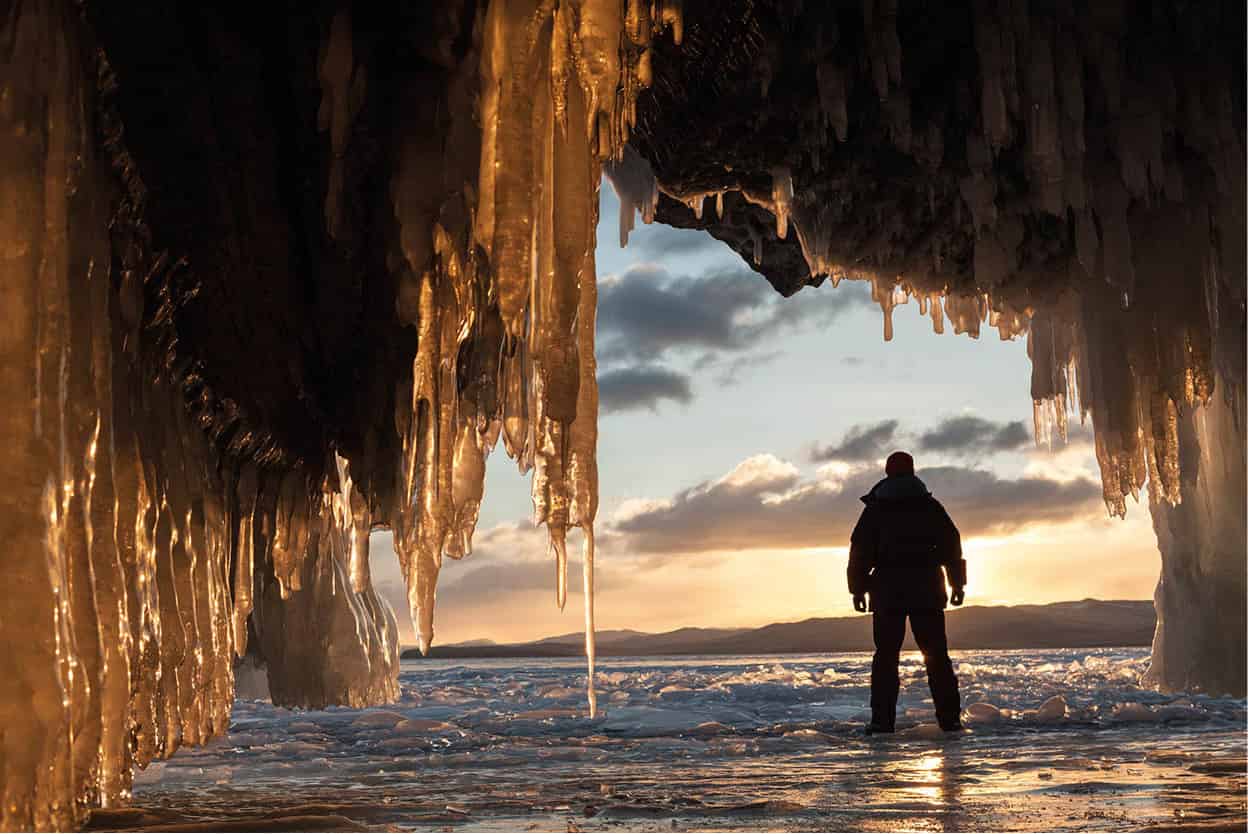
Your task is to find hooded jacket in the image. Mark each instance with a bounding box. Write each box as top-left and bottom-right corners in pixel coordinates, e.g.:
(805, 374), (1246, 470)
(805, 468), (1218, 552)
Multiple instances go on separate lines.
(847, 474), (966, 611)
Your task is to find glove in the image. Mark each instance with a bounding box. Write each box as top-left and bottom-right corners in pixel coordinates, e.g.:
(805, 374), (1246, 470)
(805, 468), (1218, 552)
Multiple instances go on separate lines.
(950, 588), (965, 607)
(853, 594), (868, 613)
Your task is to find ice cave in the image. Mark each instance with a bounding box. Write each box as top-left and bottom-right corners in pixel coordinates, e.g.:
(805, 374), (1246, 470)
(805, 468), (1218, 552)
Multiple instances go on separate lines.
(0, 0), (1243, 828)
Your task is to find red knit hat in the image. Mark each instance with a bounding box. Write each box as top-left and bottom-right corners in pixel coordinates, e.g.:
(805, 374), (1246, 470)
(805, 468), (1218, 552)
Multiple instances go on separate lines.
(885, 451), (914, 477)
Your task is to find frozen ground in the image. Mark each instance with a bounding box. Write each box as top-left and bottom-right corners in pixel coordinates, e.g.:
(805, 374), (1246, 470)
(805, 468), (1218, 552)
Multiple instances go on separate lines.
(97, 649), (1245, 832)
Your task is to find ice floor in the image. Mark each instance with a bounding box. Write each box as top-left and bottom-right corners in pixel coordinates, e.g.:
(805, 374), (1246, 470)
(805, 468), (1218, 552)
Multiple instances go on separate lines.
(98, 649), (1245, 831)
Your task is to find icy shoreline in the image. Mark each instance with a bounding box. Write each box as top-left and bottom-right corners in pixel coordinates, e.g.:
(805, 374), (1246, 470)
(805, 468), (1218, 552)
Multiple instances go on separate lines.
(114, 649), (1246, 832)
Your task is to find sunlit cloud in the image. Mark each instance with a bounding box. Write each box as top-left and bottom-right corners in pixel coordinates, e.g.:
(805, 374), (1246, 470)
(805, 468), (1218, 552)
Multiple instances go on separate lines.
(1022, 437), (1101, 483)
(370, 432), (1154, 647)
(372, 505), (1158, 647)
(605, 453), (1103, 556)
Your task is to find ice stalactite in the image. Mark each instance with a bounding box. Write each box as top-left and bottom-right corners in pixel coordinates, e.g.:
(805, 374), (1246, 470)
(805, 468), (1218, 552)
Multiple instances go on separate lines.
(1146, 382), (1246, 697)
(249, 456), (401, 710)
(5, 8), (109, 828)
(1027, 304), (1080, 448)
(626, 0), (1244, 696)
(388, 0), (680, 717)
(604, 143), (659, 246)
(769, 167), (793, 240)
(1065, 205), (1244, 696)
(1, 3), (401, 828)
(1014, 198), (1244, 697)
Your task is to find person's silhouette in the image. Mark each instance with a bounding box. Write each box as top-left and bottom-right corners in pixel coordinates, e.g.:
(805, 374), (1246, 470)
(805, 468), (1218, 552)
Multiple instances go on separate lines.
(848, 451), (965, 734)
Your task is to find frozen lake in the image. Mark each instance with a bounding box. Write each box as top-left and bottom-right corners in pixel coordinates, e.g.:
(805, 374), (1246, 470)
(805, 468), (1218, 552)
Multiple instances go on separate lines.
(100, 648), (1246, 831)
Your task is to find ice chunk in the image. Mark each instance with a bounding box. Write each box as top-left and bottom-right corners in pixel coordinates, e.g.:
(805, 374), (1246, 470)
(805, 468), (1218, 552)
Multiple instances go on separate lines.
(1035, 695), (1067, 722)
(964, 702), (1006, 723)
(1111, 702), (1156, 722)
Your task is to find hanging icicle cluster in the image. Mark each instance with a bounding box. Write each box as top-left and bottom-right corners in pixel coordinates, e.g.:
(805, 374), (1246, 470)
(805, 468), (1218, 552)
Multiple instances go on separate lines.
(1, 5), (399, 830)
(0, 0), (683, 828)
(385, 3), (683, 731)
(625, 0), (1243, 521)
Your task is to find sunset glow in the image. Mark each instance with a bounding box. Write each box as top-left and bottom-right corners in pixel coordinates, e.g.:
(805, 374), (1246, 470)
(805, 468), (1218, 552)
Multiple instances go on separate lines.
(370, 184), (1163, 648)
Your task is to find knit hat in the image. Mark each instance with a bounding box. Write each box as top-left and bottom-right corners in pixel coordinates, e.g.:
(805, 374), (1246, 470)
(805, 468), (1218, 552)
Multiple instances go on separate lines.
(885, 451), (915, 477)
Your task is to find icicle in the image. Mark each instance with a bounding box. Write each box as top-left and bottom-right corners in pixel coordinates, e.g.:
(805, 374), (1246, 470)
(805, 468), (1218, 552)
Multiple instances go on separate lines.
(568, 201), (601, 716)
(318, 10), (362, 240)
(930, 294), (946, 335)
(475, 0), (505, 263)
(333, 452), (371, 593)
(657, 0), (683, 45)
(0, 3), (403, 823)
(687, 192), (706, 219)
(446, 418), (486, 559)
(771, 167), (794, 239)
(604, 144), (659, 247)
(870, 276), (902, 341)
(582, 529), (598, 717)
(233, 465), (258, 654)
(485, 0), (543, 337)
(399, 268), (445, 656)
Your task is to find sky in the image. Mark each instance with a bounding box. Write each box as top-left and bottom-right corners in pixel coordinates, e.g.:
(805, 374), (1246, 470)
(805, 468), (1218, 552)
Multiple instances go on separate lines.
(370, 182), (1161, 648)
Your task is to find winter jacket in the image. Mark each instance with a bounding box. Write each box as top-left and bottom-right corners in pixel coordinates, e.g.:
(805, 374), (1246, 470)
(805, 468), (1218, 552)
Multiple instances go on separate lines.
(847, 474), (966, 611)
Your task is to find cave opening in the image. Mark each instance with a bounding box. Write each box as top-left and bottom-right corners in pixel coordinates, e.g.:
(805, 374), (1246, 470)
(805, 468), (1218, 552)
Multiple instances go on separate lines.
(1, 0), (1243, 829)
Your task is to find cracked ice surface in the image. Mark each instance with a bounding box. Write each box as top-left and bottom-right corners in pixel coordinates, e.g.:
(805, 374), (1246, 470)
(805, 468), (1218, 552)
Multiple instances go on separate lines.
(112, 649), (1246, 832)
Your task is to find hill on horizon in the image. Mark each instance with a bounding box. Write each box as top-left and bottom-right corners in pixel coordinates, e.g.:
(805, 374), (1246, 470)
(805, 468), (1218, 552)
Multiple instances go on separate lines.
(406, 599), (1156, 659)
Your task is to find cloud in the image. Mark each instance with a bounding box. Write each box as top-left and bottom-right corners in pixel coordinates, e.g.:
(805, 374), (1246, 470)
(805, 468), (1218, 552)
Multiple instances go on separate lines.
(918, 416), (1031, 455)
(711, 350), (786, 386)
(627, 223), (727, 260)
(596, 264), (871, 364)
(605, 454), (1103, 556)
(437, 558), (564, 602)
(599, 365), (694, 413)
(811, 420), (900, 463)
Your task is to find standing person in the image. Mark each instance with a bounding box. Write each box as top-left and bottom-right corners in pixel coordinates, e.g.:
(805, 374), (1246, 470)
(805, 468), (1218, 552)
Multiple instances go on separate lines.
(848, 451), (966, 734)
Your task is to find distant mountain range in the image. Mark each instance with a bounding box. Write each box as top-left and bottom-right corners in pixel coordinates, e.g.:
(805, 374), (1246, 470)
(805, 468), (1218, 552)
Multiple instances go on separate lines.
(401, 599), (1156, 659)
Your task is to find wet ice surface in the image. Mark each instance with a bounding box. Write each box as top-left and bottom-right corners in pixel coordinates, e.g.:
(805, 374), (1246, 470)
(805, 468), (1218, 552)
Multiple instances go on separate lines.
(109, 649), (1246, 832)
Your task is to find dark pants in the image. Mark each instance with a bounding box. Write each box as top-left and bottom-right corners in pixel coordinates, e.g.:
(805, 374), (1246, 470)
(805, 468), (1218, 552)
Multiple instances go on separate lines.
(871, 609), (961, 730)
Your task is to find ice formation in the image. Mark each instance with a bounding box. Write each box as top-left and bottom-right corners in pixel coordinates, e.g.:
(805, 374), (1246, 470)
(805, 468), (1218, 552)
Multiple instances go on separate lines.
(0, 0), (1243, 830)
(604, 144), (659, 247)
(627, 0), (1244, 702)
(0, 0), (679, 828)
